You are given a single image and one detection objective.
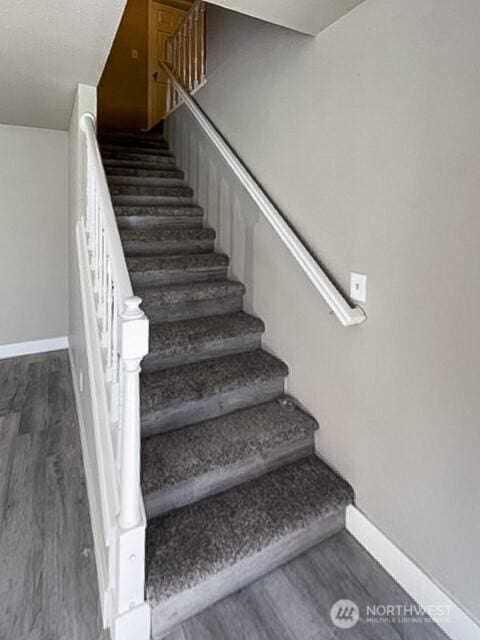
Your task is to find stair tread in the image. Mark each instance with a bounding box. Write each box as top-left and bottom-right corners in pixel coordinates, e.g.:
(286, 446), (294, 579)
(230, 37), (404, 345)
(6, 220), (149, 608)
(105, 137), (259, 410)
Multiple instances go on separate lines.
(142, 396), (317, 498)
(140, 349), (288, 419)
(145, 455), (354, 604)
(102, 149), (175, 162)
(120, 227), (214, 243)
(115, 204), (203, 218)
(148, 311), (264, 359)
(101, 143), (172, 156)
(127, 253), (228, 274)
(102, 144), (173, 156)
(105, 167), (183, 179)
(109, 184), (193, 197)
(137, 279), (245, 305)
(99, 130), (166, 142)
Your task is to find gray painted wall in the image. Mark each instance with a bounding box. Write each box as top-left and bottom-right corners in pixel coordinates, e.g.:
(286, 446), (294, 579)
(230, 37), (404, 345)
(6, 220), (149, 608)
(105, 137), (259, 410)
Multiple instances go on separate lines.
(167, 0), (480, 621)
(0, 124), (69, 346)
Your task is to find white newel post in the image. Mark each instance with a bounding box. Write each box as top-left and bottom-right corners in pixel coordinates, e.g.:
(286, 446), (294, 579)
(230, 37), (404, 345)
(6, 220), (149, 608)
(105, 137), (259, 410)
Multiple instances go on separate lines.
(114, 295), (151, 640)
(119, 296), (149, 529)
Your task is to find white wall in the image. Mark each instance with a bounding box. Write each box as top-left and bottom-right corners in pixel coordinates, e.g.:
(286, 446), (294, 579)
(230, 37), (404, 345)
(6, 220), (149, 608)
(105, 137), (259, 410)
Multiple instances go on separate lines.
(168, 0), (480, 623)
(0, 124), (69, 347)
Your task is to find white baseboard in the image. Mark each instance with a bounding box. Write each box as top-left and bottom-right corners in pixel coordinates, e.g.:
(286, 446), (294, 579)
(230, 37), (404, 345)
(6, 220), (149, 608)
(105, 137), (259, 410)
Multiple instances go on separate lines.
(0, 336), (69, 359)
(346, 505), (480, 640)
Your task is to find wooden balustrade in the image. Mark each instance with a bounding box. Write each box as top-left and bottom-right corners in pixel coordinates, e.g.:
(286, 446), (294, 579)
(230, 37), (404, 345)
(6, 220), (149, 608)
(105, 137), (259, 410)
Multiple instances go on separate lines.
(166, 0), (206, 113)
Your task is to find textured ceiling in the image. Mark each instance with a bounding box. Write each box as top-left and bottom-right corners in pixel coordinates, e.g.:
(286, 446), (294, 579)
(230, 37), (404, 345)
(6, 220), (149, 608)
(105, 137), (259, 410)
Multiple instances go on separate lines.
(0, 0), (127, 130)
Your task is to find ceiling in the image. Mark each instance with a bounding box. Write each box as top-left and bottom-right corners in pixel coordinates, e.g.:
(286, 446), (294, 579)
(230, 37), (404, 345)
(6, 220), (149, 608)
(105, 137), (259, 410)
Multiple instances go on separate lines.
(205, 0), (366, 36)
(0, 0), (127, 130)
(0, 0), (365, 131)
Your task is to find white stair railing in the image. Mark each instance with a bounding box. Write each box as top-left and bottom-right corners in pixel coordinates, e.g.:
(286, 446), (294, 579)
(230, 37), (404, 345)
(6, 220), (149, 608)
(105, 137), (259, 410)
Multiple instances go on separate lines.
(77, 112), (150, 639)
(161, 52), (366, 327)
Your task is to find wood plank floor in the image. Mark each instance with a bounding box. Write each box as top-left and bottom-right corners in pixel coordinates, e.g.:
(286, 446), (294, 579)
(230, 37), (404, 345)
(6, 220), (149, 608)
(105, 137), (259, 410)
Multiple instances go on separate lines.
(0, 350), (449, 640)
(0, 350), (106, 640)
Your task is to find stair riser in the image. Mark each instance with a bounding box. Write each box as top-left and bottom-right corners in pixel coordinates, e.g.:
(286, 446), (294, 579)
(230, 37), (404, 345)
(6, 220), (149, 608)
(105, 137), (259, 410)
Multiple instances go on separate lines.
(105, 167), (184, 180)
(141, 377), (285, 437)
(144, 437), (314, 519)
(150, 510), (346, 639)
(141, 295), (244, 323)
(117, 216), (204, 229)
(123, 239), (214, 257)
(108, 176), (185, 187)
(103, 158), (176, 170)
(142, 331), (262, 372)
(102, 152), (176, 164)
(112, 195), (193, 206)
(99, 134), (168, 147)
(101, 142), (170, 153)
(130, 266), (228, 288)
(102, 145), (173, 156)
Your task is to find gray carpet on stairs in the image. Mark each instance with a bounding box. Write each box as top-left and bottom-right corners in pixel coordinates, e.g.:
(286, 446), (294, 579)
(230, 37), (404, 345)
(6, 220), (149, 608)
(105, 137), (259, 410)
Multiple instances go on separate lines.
(99, 130), (355, 626)
(141, 396), (317, 495)
(145, 455), (354, 604)
(140, 350), (288, 419)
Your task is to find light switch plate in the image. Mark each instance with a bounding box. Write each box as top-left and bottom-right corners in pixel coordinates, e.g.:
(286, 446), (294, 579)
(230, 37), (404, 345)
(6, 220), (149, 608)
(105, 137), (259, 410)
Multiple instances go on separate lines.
(350, 272), (367, 303)
(131, 49), (138, 59)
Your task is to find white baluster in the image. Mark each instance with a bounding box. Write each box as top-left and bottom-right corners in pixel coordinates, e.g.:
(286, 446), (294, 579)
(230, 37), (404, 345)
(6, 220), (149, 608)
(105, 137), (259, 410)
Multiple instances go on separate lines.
(91, 188), (98, 271)
(111, 286), (120, 424)
(95, 202), (102, 295)
(200, 2), (206, 81)
(105, 258), (113, 379)
(166, 79), (171, 114)
(193, 4), (199, 88)
(172, 37), (177, 77)
(166, 39), (172, 66)
(188, 14), (193, 90)
(183, 23), (187, 86)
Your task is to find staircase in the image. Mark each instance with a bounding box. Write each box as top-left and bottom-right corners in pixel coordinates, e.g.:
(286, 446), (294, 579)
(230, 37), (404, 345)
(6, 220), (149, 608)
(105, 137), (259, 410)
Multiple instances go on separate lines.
(99, 129), (354, 638)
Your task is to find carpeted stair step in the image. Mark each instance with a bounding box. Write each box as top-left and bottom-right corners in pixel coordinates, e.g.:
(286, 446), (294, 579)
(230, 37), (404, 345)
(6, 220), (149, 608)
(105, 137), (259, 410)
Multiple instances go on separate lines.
(110, 184), (193, 207)
(142, 396), (318, 518)
(101, 143), (172, 156)
(115, 204), (204, 229)
(102, 149), (176, 165)
(105, 166), (184, 182)
(136, 280), (245, 322)
(121, 227), (215, 257)
(127, 253), (229, 287)
(102, 155), (177, 170)
(107, 173), (185, 188)
(99, 130), (167, 145)
(140, 349), (288, 436)
(100, 137), (170, 152)
(146, 455), (354, 638)
(143, 311), (264, 371)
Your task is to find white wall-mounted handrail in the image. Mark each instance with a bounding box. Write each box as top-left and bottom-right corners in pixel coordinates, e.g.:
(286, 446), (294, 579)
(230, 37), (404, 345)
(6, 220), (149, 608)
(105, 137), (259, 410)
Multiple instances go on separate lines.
(161, 61), (366, 326)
